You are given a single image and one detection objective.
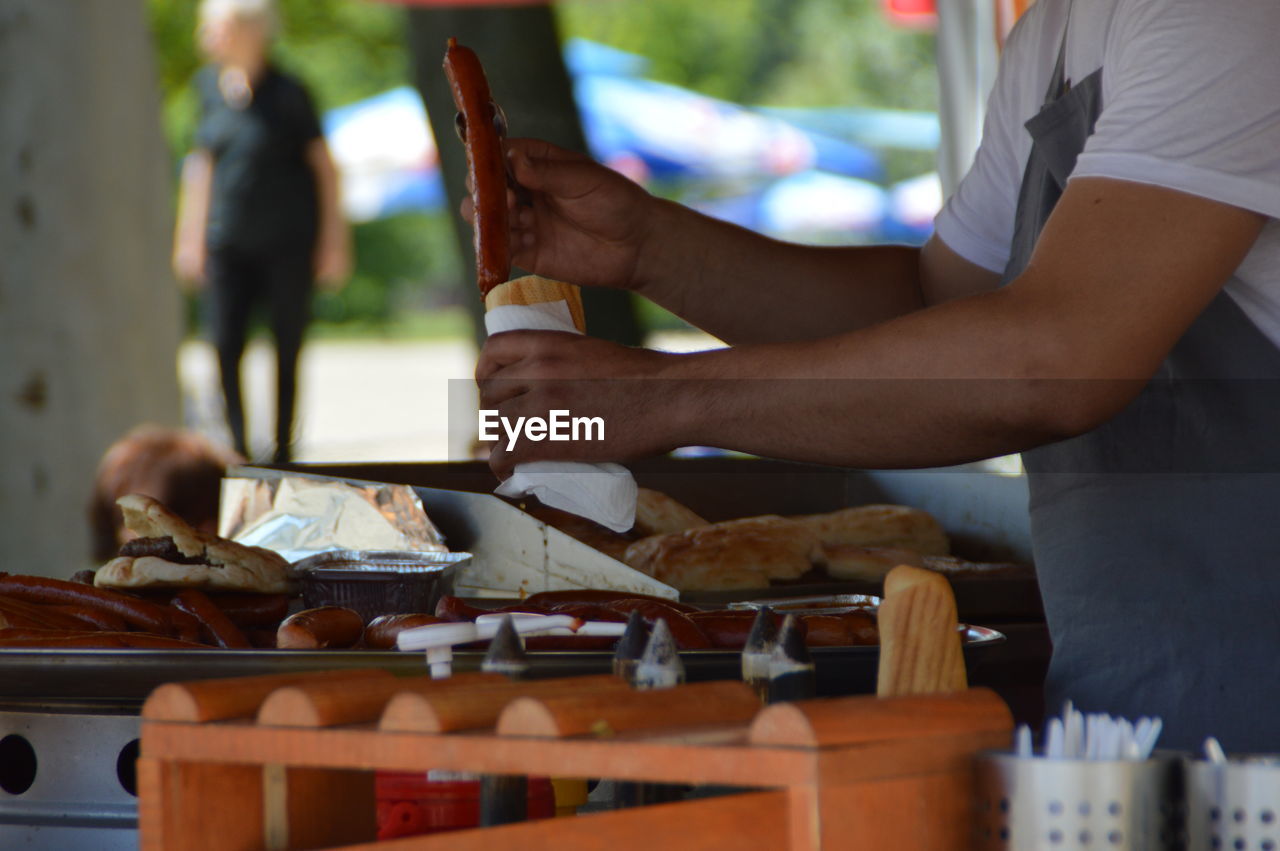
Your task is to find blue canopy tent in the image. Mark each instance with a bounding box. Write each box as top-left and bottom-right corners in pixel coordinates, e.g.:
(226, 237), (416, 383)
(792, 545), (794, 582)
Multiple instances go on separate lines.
(323, 39), (918, 243)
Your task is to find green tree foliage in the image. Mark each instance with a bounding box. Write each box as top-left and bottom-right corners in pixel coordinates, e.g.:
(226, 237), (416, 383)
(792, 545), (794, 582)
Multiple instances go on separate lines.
(556, 0), (935, 111)
(557, 0), (938, 185)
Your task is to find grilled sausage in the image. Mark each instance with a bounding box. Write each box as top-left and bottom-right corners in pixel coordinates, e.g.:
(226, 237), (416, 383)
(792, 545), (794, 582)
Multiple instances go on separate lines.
(435, 595), (488, 622)
(0, 628), (208, 649)
(687, 611), (765, 649)
(0, 573), (175, 635)
(47, 605), (128, 632)
(525, 590), (701, 615)
(0, 595), (93, 630)
(276, 606), (364, 650)
(171, 589), (251, 649)
(443, 37), (510, 295)
(363, 613), (442, 650)
(204, 593), (290, 628)
(601, 600), (712, 650)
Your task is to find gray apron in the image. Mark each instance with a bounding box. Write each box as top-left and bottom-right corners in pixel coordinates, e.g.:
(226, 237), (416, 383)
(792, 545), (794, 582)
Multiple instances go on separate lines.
(1002, 18), (1280, 752)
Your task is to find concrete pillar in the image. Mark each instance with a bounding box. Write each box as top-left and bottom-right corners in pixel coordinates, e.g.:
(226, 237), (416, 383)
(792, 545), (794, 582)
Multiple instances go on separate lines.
(0, 1), (181, 575)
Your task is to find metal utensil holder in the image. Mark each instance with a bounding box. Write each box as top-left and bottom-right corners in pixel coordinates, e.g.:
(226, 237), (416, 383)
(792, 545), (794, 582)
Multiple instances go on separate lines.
(974, 751), (1183, 850)
(1185, 758), (1280, 851)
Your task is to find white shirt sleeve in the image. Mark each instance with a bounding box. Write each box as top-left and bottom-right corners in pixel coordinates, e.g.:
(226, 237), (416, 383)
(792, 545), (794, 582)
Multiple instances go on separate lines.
(932, 7), (1047, 274)
(1074, 0), (1280, 220)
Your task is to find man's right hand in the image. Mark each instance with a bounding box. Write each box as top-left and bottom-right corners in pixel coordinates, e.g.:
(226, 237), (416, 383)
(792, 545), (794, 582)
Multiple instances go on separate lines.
(465, 138), (659, 292)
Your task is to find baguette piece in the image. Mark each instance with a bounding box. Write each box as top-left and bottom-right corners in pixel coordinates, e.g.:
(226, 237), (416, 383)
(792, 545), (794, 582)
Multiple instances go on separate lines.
(817, 544), (925, 582)
(921, 555), (1031, 579)
(624, 516), (819, 592)
(792, 504), (949, 554)
(819, 548), (1030, 584)
(633, 488), (708, 537)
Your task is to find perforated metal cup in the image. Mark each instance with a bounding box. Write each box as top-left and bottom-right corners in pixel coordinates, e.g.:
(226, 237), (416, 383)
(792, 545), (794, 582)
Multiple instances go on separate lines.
(1185, 757), (1280, 851)
(974, 751), (1183, 850)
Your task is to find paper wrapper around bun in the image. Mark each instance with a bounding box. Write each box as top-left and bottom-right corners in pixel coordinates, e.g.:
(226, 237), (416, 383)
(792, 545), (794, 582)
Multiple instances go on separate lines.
(484, 274), (586, 333)
(482, 275), (637, 534)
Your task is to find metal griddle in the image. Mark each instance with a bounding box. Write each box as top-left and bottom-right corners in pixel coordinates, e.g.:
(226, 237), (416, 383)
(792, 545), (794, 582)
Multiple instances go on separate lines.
(0, 625), (1004, 710)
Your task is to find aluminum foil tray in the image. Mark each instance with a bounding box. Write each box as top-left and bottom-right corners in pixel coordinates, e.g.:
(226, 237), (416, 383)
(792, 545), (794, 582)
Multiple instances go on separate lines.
(294, 550), (472, 622)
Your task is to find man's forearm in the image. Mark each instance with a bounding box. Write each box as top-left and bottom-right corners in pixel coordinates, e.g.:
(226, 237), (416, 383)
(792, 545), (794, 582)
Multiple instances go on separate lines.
(636, 199), (926, 345)
(665, 286), (1140, 469)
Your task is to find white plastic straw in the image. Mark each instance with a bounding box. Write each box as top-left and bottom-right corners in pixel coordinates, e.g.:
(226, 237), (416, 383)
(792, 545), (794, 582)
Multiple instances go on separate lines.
(1015, 724), (1033, 758)
(1029, 704), (1163, 761)
(1046, 718), (1064, 758)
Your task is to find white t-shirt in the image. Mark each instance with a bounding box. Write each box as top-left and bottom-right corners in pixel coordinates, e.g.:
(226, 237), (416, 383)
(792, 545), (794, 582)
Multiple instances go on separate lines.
(934, 0), (1280, 344)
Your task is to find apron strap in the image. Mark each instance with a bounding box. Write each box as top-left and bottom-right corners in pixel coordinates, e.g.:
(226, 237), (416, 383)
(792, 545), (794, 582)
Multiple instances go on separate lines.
(1043, 0), (1073, 103)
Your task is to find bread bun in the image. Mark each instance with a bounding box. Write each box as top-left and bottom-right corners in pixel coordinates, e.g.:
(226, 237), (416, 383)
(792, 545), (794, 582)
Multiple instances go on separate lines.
(94, 494), (290, 594)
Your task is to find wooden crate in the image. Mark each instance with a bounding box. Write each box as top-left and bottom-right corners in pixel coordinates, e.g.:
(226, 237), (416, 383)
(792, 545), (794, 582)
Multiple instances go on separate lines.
(138, 671), (1011, 850)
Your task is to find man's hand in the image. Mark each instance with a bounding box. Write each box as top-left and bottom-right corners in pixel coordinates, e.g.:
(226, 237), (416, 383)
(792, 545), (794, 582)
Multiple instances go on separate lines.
(462, 139), (659, 292)
(476, 331), (687, 477)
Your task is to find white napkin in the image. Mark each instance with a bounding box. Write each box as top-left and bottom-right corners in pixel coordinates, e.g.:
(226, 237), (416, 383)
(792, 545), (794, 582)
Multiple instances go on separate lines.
(484, 301), (638, 533)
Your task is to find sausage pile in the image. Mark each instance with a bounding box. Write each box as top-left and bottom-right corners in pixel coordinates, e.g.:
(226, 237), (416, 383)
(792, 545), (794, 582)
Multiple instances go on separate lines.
(0, 576), (881, 652)
(0, 572), (286, 649)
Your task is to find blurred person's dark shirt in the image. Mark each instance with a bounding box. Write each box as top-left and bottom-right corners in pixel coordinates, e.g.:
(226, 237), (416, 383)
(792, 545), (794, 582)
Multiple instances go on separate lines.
(195, 65), (322, 254)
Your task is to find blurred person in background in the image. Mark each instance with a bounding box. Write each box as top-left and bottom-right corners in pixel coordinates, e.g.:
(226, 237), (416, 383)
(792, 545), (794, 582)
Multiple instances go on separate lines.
(172, 0), (350, 463)
(89, 426), (244, 566)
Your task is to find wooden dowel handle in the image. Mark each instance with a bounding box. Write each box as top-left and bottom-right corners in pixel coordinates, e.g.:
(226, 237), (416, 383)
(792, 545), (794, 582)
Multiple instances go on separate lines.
(380, 674), (628, 733)
(142, 669), (393, 723)
(257, 672), (505, 728)
(749, 687), (1012, 748)
(497, 681), (759, 739)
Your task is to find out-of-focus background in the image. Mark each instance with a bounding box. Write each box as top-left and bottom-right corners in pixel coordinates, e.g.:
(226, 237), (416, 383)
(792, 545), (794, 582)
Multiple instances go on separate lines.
(1, 0), (1007, 570)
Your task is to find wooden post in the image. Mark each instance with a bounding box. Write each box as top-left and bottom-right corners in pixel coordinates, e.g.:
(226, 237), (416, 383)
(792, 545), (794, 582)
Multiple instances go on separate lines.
(262, 765), (375, 850)
(137, 758), (264, 851)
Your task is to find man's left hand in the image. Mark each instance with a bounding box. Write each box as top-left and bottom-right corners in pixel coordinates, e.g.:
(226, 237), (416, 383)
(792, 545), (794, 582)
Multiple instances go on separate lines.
(476, 331), (690, 478)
